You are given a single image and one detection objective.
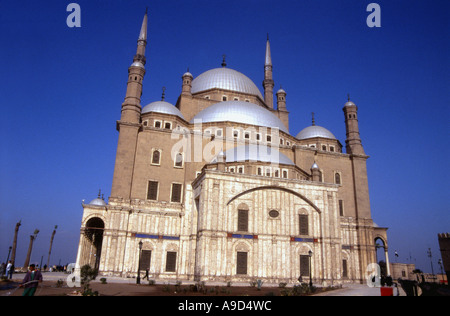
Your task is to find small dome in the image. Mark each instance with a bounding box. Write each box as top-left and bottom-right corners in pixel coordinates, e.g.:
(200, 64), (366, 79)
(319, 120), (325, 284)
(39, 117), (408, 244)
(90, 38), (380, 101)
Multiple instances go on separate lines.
(191, 68), (263, 98)
(344, 100), (356, 107)
(311, 162), (319, 169)
(296, 125), (336, 140)
(211, 144), (294, 166)
(191, 101), (289, 133)
(89, 198), (106, 206)
(142, 101), (185, 119)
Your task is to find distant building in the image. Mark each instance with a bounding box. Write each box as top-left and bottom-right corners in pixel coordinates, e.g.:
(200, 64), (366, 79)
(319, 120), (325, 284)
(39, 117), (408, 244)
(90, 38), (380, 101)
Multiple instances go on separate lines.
(438, 233), (450, 282)
(75, 11), (389, 285)
(389, 263), (416, 281)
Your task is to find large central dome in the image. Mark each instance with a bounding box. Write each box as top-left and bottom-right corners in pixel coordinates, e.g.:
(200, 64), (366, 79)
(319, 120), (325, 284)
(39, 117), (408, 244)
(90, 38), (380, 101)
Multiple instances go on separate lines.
(191, 101), (289, 133)
(191, 68), (263, 99)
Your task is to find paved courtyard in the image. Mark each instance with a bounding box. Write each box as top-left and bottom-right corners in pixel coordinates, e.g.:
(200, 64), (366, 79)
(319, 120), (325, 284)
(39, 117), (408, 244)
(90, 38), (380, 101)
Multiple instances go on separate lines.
(2, 272), (404, 296)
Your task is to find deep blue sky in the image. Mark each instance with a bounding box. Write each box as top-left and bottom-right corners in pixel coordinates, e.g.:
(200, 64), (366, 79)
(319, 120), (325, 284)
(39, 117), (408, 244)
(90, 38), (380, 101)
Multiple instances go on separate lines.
(0, 0), (448, 274)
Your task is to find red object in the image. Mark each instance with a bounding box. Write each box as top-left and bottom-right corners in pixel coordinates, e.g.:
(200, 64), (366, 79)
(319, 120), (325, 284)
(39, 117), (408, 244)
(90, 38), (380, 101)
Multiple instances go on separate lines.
(380, 287), (393, 296)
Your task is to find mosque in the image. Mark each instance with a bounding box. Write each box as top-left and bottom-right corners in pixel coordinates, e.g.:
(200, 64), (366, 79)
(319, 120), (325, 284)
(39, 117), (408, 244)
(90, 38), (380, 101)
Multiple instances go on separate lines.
(75, 11), (389, 285)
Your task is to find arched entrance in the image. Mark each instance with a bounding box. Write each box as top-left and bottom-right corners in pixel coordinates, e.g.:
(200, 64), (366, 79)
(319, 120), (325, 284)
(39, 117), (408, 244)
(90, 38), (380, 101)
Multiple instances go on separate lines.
(81, 217), (105, 271)
(375, 236), (390, 277)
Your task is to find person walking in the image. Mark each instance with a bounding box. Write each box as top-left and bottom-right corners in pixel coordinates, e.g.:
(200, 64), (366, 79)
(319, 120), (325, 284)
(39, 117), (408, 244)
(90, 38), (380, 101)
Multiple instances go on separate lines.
(143, 268), (149, 280)
(20, 264), (43, 296)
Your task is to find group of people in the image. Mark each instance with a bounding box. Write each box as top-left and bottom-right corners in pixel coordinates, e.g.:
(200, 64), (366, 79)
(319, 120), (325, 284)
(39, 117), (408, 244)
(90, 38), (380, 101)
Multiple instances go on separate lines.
(0, 261), (14, 279)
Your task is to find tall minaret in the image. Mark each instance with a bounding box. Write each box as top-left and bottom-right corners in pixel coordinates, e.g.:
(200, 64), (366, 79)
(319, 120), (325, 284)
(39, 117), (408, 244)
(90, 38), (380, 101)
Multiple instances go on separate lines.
(121, 10), (148, 123)
(263, 34), (274, 109)
(343, 95), (365, 156)
(111, 11), (148, 200)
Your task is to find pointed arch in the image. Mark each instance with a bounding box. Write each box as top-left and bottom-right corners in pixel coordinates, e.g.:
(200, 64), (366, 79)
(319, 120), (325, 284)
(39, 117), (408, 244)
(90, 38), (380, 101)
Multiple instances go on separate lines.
(226, 185), (321, 214)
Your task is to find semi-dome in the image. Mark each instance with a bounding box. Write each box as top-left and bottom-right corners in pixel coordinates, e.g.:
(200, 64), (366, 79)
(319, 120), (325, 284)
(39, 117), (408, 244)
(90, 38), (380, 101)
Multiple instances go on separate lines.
(296, 125), (336, 140)
(141, 101), (185, 119)
(190, 101), (289, 133)
(211, 144), (294, 166)
(191, 68), (263, 99)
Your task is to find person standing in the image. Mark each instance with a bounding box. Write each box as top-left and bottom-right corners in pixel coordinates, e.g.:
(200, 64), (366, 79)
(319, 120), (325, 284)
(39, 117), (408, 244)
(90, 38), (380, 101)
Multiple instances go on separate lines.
(5, 261), (14, 279)
(20, 264), (43, 296)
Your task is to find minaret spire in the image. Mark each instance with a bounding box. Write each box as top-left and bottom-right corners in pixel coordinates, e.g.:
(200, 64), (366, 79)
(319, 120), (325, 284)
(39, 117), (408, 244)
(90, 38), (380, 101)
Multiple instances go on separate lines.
(135, 9), (148, 65)
(121, 9), (148, 123)
(265, 33), (272, 67)
(138, 9), (148, 43)
(263, 34), (274, 109)
(111, 10), (149, 200)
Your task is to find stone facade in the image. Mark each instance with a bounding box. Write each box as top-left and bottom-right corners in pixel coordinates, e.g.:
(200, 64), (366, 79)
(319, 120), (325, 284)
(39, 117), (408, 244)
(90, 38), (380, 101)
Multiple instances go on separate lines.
(75, 12), (388, 285)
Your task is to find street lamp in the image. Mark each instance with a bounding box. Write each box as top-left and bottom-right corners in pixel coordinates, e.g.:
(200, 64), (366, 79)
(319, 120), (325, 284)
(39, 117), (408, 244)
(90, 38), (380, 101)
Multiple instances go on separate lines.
(137, 241), (143, 284)
(308, 250), (313, 288)
(427, 248), (435, 283)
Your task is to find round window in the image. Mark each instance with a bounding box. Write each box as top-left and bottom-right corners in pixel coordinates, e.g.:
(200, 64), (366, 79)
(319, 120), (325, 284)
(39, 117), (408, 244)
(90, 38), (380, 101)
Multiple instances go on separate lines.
(269, 210), (279, 218)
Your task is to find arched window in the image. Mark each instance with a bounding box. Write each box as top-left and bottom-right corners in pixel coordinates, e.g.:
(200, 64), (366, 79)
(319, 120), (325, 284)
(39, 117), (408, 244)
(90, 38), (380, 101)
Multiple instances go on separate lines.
(335, 172), (341, 185)
(174, 153), (183, 168)
(236, 252), (247, 275)
(299, 214), (309, 235)
(237, 203), (249, 232)
(257, 167), (262, 176)
(298, 208), (309, 236)
(152, 150), (161, 165)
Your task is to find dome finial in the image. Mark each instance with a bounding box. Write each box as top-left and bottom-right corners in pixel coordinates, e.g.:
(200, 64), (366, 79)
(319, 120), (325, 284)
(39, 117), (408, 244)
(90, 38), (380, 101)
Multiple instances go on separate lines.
(344, 93), (356, 107)
(311, 112), (315, 126)
(221, 54), (227, 68)
(161, 86), (166, 101)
